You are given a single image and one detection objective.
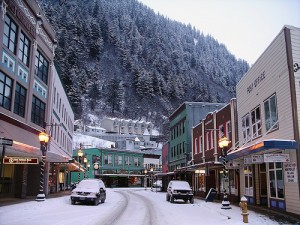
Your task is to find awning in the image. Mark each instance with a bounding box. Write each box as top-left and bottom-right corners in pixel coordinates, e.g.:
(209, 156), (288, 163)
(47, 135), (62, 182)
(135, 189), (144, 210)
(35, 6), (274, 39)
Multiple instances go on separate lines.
(226, 139), (297, 161)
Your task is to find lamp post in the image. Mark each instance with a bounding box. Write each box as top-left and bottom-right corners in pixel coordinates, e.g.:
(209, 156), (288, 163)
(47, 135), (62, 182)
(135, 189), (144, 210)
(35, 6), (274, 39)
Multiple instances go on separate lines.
(87, 163), (90, 178)
(77, 149), (83, 183)
(218, 136), (231, 209)
(93, 162), (99, 178)
(144, 169), (147, 190)
(36, 131), (49, 201)
(83, 156), (87, 178)
(150, 167), (154, 191)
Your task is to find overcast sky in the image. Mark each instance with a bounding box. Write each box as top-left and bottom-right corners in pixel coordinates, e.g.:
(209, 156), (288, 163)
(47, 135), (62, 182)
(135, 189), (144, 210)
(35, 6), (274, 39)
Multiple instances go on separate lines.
(137, 0), (300, 65)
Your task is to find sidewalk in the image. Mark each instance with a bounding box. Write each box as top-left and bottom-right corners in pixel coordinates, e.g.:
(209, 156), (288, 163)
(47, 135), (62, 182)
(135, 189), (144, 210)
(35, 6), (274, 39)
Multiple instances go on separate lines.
(0, 190), (71, 207)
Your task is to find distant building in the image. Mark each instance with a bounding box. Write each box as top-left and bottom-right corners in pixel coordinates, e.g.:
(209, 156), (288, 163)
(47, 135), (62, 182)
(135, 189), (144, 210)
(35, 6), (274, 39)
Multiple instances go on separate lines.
(101, 117), (154, 135)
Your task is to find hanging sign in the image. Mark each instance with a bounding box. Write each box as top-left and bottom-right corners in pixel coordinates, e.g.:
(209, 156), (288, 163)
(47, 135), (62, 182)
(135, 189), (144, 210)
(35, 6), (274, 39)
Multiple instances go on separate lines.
(284, 163), (297, 183)
(3, 157), (39, 164)
(264, 154), (290, 162)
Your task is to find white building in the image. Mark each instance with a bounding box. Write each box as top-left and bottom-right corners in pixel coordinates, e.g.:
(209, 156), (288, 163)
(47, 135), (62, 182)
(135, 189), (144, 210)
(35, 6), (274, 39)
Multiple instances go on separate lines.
(101, 117), (154, 135)
(227, 25), (300, 215)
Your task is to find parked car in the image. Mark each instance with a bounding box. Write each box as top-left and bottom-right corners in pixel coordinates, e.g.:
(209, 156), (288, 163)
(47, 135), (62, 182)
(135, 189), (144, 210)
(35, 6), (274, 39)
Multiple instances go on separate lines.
(70, 179), (106, 205)
(152, 180), (163, 191)
(166, 180), (194, 204)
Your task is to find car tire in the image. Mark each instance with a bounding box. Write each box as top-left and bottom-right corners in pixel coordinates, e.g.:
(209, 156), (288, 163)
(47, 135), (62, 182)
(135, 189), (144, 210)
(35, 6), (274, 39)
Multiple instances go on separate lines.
(71, 200), (75, 205)
(170, 195), (174, 203)
(190, 198), (194, 204)
(184, 199), (188, 203)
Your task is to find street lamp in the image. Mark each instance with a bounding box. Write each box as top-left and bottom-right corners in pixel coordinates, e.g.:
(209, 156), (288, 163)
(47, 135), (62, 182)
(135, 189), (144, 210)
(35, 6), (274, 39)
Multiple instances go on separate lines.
(218, 136), (231, 209)
(87, 163), (90, 178)
(144, 169), (147, 190)
(93, 162), (99, 178)
(150, 167), (154, 191)
(83, 156), (87, 178)
(77, 149), (83, 183)
(36, 131), (49, 201)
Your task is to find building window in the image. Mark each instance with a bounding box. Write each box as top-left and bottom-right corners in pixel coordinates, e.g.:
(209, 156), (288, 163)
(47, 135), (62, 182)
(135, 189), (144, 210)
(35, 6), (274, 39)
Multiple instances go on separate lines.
(195, 138), (198, 154)
(206, 132), (210, 150)
(226, 121), (231, 141)
(264, 94), (278, 132)
(14, 83), (27, 117)
(104, 155), (112, 165)
(251, 106), (261, 139)
(269, 162), (284, 199)
(219, 124), (224, 138)
(199, 136), (202, 153)
(134, 157), (139, 166)
(210, 131), (214, 149)
(242, 113), (250, 143)
(244, 166), (253, 196)
(35, 50), (49, 84)
(0, 72), (13, 110)
(18, 32), (30, 66)
(3, 15), (18, 54)
(31, 95), (46, 127)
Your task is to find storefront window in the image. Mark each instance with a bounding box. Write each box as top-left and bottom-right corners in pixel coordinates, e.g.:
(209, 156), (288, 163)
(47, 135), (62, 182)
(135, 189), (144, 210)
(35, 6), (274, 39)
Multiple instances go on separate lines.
(244, 166), (253, 196)
(269, 162), (284, 199)
(229, 170), (235, 194)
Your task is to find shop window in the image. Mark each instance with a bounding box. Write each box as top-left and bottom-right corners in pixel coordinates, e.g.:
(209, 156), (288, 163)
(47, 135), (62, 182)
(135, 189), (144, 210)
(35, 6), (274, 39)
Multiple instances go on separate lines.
(269, 162), (284, 199)
(242, 113), (250, 144)
(251, 106), (262, 139)
(264, 94), (278, 132)
(244, 166), (253, 196)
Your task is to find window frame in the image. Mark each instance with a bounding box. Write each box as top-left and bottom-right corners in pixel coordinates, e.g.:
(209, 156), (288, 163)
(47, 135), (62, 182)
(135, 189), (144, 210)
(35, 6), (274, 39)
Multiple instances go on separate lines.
(242, 113), (251, 144)
(3, 14), (18, 54)
(14, 82), (27, 117)
(268, 162), (284, 199)
(264, 94), (278, 132)
(18, 31), (31, 66)
(0, 71), (13, 110)
(251, 105), (262, 139)
(31, 95), (46, 127)
(35, 50), (49, 85)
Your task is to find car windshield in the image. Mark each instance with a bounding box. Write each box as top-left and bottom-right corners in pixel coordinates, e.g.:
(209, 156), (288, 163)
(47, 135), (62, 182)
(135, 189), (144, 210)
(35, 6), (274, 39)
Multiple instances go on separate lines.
(172, 181), (191, 189)
(77, 180), (99, 189)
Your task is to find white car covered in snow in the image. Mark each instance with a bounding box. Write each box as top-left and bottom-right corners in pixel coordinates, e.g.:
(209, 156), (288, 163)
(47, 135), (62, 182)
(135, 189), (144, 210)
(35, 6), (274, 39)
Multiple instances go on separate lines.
(70, 179), (106, 205)
(166, 180), (194, 204)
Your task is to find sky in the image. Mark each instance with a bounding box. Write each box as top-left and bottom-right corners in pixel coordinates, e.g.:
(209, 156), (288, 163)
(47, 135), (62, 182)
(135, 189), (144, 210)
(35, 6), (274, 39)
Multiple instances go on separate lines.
(138, 0), (300, 65)
(0, 188), (289, 225)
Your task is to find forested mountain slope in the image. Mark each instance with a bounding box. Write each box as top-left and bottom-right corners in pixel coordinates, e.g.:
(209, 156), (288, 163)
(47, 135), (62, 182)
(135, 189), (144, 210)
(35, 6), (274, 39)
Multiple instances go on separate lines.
(39, 0), (249, 133)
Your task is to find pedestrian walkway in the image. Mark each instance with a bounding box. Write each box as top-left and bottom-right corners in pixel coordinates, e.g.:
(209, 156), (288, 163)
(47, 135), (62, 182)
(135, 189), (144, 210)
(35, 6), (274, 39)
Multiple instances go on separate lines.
(0, 190), (71, 207)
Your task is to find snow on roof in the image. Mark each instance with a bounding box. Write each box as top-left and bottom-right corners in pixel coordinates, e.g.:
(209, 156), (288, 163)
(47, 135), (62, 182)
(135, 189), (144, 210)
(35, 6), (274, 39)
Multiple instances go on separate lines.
(135, 137), (140, 142)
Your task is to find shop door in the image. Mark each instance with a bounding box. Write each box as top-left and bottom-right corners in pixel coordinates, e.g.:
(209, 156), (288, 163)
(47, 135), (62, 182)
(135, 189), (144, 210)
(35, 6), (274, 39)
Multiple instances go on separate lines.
(259, 164), (268, 206)
(205, 170), (216, 195)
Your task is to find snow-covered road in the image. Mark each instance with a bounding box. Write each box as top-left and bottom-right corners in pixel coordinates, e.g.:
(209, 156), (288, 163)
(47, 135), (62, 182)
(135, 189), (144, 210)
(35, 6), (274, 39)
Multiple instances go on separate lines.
(0, 188), (287, 225)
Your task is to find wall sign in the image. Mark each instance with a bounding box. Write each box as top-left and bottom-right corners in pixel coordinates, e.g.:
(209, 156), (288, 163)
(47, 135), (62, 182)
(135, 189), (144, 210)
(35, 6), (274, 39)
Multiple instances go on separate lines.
(284, 163), (297, 183)
(264, 153), (290, 162)
(247, 71), (266, 94)
(3, 157), (38, 164)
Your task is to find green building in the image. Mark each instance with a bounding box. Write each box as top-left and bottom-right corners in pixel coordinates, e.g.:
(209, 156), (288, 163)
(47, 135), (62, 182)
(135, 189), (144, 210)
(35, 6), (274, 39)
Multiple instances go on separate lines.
(169, 102), (226, 172)
(72, 148), (145, 187)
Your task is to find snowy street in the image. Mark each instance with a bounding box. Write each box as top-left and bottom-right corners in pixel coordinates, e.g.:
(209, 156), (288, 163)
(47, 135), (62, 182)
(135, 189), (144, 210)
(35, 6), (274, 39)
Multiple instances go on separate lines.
(0, 188), (290, 225)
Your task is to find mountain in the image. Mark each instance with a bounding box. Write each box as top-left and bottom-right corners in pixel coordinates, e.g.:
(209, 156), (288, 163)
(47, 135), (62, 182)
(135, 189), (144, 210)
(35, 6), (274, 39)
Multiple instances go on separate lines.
(38, 0), (249, 134)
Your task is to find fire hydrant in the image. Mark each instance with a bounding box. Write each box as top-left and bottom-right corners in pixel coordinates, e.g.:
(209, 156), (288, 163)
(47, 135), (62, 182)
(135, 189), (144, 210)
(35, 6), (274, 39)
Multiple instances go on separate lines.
(239, 196), (249, 223)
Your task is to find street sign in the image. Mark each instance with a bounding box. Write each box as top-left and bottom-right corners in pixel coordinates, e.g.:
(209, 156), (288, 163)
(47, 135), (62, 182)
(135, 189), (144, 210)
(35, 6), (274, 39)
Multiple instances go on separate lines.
(3, 157), (38, 164)
(0, 138), (13, 146)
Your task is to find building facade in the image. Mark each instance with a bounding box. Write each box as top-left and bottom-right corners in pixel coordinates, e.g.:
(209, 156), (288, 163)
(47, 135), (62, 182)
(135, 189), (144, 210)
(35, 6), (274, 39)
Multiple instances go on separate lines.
(72, 148), (145, 188)
(191, 99), (238, 200)
(227, 25), (300, 215)
(0, 0), (74, 198)
(168, 102), (226, 172)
